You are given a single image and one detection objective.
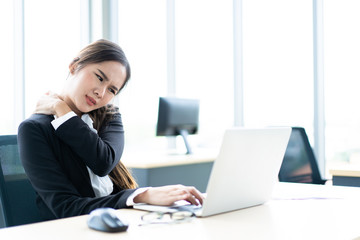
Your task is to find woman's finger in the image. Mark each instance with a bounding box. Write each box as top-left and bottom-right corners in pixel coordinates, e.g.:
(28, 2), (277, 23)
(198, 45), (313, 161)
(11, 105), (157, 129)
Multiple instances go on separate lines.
(187, 186), (205, 205)
(170, 186), (204, 205)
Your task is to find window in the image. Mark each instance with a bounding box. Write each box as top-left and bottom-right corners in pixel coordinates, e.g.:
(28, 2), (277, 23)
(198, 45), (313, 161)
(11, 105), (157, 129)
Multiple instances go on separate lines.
(24, 0), (82, 119)
(0, 1), (15, 134)
(242, 0), (314, 134)
(175, 0), (234, 148)
(323, 0), (360, 167)
(117, 0), (168, 151)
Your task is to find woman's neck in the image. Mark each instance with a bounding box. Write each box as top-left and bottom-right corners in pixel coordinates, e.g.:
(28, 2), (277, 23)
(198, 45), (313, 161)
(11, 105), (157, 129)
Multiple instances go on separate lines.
(61, 94), (82, 117)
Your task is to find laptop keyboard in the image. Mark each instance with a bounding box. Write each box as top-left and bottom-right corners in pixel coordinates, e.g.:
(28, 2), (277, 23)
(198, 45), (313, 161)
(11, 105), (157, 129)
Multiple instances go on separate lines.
(170, 204), (202, 213)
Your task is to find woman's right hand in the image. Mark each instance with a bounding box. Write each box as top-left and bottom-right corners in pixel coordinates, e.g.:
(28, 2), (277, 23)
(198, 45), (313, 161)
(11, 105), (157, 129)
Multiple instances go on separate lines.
(34, 91), (71, 117)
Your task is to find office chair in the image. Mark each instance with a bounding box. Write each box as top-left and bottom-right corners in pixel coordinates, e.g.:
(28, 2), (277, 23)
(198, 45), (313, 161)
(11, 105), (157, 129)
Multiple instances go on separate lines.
(278, 127), (326, 185)
(0, 135), (42, 227)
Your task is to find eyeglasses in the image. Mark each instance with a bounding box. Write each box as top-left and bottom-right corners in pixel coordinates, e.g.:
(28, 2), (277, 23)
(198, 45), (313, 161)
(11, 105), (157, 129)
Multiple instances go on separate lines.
(139, 211), (195, 226)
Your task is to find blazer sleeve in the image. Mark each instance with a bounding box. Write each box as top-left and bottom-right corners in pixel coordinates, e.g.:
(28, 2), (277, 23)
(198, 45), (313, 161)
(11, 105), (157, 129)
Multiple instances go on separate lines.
(54, 113), (124, 176)
(18, 118), (136, 219)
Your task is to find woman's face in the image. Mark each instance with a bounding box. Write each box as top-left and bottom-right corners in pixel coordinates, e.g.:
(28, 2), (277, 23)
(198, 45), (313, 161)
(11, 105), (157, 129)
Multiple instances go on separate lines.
(63, 61), (127, 115)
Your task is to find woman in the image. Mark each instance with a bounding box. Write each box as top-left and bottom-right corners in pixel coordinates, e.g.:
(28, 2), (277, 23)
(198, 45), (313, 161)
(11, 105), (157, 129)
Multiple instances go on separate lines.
(18, 39), (203, 221)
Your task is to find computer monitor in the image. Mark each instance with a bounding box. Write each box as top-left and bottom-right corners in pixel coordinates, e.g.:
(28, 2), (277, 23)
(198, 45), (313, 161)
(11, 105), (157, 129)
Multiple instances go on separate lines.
(278, 127), (326, 184)
(156, 97), (199, 154)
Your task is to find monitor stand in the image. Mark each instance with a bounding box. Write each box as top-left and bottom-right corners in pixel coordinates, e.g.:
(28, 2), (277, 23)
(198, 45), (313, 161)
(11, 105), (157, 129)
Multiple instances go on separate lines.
(179, 129), (192, 154)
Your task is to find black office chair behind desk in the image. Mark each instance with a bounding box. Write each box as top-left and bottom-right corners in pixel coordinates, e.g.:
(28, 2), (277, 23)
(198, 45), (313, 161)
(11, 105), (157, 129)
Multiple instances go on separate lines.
(278, 127), (326, 185)
(0, 135), (42, 228)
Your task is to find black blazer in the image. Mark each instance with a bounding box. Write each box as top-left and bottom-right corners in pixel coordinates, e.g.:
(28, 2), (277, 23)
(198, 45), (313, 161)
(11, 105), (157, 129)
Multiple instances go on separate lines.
(17, 113), (136, 220)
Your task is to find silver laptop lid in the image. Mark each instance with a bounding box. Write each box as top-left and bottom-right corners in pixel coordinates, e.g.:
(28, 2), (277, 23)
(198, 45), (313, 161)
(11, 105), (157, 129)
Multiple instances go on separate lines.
(201, 127), (291, 217)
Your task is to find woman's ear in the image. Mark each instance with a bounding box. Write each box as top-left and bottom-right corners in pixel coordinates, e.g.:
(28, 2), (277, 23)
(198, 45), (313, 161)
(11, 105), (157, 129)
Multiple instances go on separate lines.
(69, 57), (80, 74)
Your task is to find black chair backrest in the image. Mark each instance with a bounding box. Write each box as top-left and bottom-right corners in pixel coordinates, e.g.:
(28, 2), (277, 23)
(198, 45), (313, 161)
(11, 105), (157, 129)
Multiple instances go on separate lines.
(0, 135), (42, 227)
(278, 127), (326, 185)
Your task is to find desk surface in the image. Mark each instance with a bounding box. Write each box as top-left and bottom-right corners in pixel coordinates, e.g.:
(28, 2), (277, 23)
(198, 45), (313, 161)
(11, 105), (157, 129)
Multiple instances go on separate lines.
(122, 148), (218, 168)
(329, 164), (360, 177)
(1, 183), (360, 240)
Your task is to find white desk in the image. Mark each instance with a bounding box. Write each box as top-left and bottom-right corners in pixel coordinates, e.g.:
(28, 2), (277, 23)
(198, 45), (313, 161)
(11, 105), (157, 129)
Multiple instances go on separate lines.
(329, 164), (360, 187)
(122, 149), (218, 192)
(122, 148), (218, 168)
(1, 182), (360, 240)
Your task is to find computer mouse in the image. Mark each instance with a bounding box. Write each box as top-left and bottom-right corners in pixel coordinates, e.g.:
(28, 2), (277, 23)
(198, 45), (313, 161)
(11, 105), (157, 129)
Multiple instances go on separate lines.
(87, 208), (128, 233)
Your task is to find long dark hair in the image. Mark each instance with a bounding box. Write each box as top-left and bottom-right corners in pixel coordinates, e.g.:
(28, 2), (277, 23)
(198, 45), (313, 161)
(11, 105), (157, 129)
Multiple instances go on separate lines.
(72, 39), (137, 189)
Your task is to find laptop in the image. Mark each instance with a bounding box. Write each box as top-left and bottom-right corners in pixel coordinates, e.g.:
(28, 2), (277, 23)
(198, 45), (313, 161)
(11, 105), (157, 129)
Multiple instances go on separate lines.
(134, 127), (291, 217)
